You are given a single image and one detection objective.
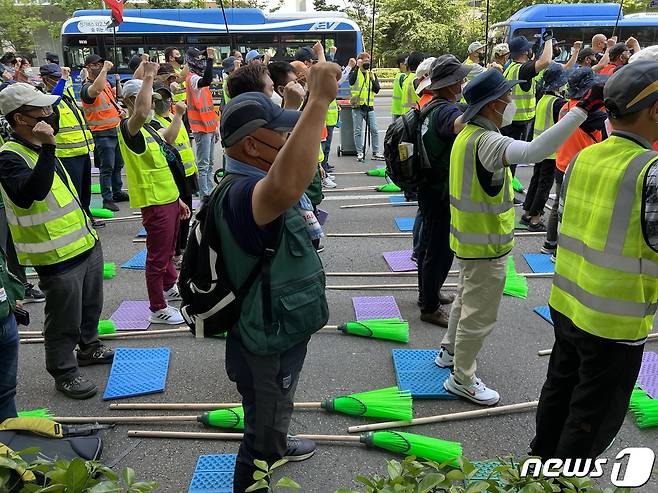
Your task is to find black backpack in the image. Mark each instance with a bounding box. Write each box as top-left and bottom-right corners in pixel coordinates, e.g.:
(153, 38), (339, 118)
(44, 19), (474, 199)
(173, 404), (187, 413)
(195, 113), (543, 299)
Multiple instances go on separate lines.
(178, 174), (279, 338)
(384, 98), (444, 193)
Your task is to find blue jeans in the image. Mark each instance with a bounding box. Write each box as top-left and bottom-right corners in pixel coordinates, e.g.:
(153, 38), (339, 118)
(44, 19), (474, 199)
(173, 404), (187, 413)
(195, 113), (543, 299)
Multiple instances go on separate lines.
(352, 107), (380, 155)
(0, 314), (18, 421)
(93, 134), (124, 202)
(193, 131), (215, 198)
(321, 126), (335, 171)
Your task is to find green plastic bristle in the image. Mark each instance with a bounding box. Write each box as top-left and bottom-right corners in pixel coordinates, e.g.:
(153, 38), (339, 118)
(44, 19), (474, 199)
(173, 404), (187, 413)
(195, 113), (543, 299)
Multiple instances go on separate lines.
(512, 177), (524, 193)
(90, 208), (114, 219)
(97, 320), (117, 335)
(629, 388), (658, 428)
(503, 256), (528, 299)
(18, 408), (53, 418)
(377, 183), (401, 193)
(198, 406), (244, 430)
(366, 168), (387, 177)
(322, 386), (413, 421)
(339, 318), (409, 343)
(103, 262), (116, 279)
(90, 183), (101, 194)
(362, 431), (462, 465)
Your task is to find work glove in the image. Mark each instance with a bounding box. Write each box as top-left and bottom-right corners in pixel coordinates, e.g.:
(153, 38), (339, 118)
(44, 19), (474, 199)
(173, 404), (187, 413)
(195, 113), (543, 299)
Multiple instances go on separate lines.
(577, 84), (605, 113)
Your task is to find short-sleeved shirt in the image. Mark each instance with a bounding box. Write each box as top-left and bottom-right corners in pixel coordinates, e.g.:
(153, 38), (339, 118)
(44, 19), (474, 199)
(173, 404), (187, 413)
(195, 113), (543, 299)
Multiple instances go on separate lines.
(516, 60), (538, 93)
(81, 82), (118, 137)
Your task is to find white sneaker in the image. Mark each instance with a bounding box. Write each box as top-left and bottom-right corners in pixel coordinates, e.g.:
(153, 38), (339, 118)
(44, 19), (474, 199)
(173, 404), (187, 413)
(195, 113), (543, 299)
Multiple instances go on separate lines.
(149, 305), (184, 325)
(327, 173), (335, 180)
(443, 374), (500, 406)
(164, 284), (181, 301)
(356, 152), (365, 162)
(434, 347), (454, 368)
(322, 177), (337, 189)
(372, 152), (385, 160)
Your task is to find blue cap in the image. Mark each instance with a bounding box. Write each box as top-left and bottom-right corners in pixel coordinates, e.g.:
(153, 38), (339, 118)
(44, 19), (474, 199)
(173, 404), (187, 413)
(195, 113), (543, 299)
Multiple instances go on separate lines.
(461, 69), (521, 122)
(540, 62), (569, 92)
(220, 91), (301, 147)
(567, 66), (607, 99)
(222, 56), (236, 73)
(509, 36), (533, 57)
(246, 49), (263, 64)
(39, 63), (62, 78)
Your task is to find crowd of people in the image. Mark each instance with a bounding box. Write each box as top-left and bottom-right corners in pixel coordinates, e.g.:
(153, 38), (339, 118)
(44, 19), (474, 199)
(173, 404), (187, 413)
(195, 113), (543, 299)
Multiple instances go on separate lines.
(0, 31), (656, 492)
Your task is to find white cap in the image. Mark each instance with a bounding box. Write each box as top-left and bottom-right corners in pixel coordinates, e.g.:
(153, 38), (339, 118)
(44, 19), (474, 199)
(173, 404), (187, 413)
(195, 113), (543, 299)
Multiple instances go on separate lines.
(415, 57), (436, 95)
(122, 79), (161, 99)
(493, 43), (510, 57)
(468, 41), (484, 54)
(0, 82), (58, 116)
(629, 45), (658, 64)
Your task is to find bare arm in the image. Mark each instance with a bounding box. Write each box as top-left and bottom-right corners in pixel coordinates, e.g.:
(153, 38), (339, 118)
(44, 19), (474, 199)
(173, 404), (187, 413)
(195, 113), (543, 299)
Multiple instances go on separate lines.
(251, 62), (341, 226)
(159, 102), (186, 145)
(593, 37), (616, 72)
(177, 65), (189, 84)
(534, 38), (553, 73)
(313, 41), (326, 63)
(87, 60), (113, 99)
(565, 41), (582, 69)
(126, 62), (160, 137)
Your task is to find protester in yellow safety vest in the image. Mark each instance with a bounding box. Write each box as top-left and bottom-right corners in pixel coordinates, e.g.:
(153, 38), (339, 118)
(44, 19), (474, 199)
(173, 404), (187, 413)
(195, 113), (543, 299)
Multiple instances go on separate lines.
(531, 61), (658, 460)
(464, 41), (486, 82)
(221, 56), (240, 108)
(164, 46), (188, 102)
(119, 63), (191, 326)
(400, 51), (425, 112)
(348, 52), (384, 161)
(443, 69), (605, 406)
(391, 53), (408, 121)
(0, 82), (114, 400)
(492, 43), (510, 68)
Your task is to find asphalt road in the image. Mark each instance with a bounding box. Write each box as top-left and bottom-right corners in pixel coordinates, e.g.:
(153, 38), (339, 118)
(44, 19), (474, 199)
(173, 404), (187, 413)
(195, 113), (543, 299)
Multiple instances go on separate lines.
(16, 96), (658, 492)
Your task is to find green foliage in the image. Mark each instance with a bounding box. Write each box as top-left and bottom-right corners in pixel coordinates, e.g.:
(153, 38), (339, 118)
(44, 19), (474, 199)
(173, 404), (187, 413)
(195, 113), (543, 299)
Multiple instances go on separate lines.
(0, 447), (158, 493)
(246, 459), (300, 492)
(0, 0), (53, 54)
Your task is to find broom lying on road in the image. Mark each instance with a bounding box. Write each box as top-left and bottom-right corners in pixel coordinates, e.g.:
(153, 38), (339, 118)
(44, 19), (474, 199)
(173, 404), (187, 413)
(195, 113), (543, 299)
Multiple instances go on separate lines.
(329, 318), (409, 343)
(332, 168), (387, 177)
(629, 388), (658, 428)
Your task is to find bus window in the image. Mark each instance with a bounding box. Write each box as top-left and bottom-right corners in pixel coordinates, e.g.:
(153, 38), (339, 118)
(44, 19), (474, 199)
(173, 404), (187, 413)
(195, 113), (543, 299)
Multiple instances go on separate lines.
(512, 28), (542, 41)
(68, 47), (96, 69)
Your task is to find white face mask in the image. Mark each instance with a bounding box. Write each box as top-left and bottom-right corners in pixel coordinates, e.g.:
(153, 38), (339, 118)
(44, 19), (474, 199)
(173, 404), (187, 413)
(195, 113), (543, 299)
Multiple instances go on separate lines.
(497, 100), (516, 127)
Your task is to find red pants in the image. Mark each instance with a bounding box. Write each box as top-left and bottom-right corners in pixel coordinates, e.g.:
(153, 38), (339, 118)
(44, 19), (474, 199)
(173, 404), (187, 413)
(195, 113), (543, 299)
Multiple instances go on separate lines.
(142, 200), (180, 311)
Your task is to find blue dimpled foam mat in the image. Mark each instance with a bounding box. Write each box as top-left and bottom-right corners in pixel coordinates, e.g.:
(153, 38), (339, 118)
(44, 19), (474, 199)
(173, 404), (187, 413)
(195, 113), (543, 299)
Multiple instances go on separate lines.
(121, 249), (147, 270)
(136, 227), (147, 237)
(395, 217), (415, 232)
(188, 454), (236, 493)
(103, 348), (171, 400)
(533, 305), (554, 325)
(468, 460), (503, 484)
(388, 195), (406, 204)
(523, 253), (555, 274)
(392, 349), (457, 399)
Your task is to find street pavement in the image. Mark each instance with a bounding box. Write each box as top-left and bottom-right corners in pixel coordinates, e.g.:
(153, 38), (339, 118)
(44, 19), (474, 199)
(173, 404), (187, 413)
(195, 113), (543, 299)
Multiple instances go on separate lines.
(16, 96), (658, 492)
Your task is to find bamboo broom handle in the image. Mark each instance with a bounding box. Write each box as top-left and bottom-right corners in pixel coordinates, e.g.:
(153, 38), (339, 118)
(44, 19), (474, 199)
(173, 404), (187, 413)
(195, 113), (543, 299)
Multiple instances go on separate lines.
(537, 333), (658, 356)
(127, 430), (360, 443)
(110, 402), (324, 411)
(103, 215), (142, 223)
(54, 415), (199, 424)
(18, 331), (42, 336)
(20, 328), (188, 344)
(323, 186), (377, 192)
(325, 272), (552, 278)
(347, 401), (540, 433)
(325, 231), (544, 238)
(340, 202), (417, 209)
(326, 283), (457, 290)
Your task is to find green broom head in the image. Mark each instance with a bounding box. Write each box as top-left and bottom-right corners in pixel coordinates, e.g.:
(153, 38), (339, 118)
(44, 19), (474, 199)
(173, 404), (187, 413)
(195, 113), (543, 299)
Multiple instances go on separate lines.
(361, 431), (462, 465)
(90, 183), (101, 194)
(503, 256), (528, 299)
(512, 177), (524, 193)
(366, 168), (387, 177)
(103, 262), (117, 279)
(338, 318), (409, 343)
(321, 386), (413, 421)
(629, 388), (658, 428)
(198, 406), (244, 430)
(18, 408), (53, 418)
(97, 320), (117, 335)
(90, 208), (114, 219)
(377, 183), (401, 193)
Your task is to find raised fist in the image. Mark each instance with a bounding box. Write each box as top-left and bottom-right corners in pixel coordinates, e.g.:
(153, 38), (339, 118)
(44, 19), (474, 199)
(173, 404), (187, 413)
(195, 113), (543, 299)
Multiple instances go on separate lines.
(174, 101), (187, 115)
(103, 60), (114, 72)
(206, 47), (216, 58)
(307, 61), (340, 105)
(32, 120), (55, 145)
(573, 40), (582, 51)
(142, 61), (160, 77)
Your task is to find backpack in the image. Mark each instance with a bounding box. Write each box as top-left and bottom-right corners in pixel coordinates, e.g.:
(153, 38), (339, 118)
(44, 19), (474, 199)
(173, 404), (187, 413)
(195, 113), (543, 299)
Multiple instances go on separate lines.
(178, 174), (280, 338)
(384, 98), (444, 193)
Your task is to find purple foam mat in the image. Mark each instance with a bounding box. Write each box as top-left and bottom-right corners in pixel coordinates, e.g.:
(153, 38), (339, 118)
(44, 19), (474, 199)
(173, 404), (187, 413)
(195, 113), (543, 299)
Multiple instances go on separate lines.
(352, 296), (402, 321)
(638, 351), (658, 398)
(193, 199), (201, 210)
(383, 250), (417, 272)
(109, 300), (152, 331)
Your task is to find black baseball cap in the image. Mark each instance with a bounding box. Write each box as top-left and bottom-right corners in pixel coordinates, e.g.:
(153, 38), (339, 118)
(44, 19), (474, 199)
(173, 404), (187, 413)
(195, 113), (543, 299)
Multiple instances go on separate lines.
(461, 69), (521, 122)
(157, 63), (176, 76)
(220, 91), (301, 147)
(84, 54), (104, 66)
(39, 63), (62, 78)
(45, 51), (59, 64)
(153, 80), (172, 97)
(128, 55), (142, 72)
(609, 42), (630, 62)
(604, 60), (658, 117)
(577, 47), (595, 63)
(294, 46), (316, 63)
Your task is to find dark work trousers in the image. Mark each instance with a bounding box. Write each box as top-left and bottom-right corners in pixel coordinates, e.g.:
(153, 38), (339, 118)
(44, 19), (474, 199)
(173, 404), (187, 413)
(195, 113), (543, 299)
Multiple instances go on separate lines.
(416, 195), (453, 313)
(0, 313), (18, 421)
(321, 125), (335, 172)
(522, 159), (555, 217)
(500, 120), (532, 177)
(176, 175), (197, 256)
(92, 133), (124, 202)
(226, 333), (308, 493)
(38, 244), (104, 382)
(0, 211), (27, 285)
(60, 154), (92, 215)
(530, 307), (644, 460)
(545, 170), (564, 247)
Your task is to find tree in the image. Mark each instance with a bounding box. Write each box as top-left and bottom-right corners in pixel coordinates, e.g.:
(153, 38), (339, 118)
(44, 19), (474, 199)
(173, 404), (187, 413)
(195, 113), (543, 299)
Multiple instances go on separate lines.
(0, 0), (51, 54)
(147, 0), (182, 8)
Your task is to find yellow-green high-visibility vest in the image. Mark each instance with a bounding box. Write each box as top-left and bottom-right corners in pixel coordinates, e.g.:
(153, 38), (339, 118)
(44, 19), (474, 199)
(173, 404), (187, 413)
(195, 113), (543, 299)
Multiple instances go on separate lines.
(391, 71), (406, 116)
(55, 96), (94, 159)
(400, 71), (419, 111)
(532, 94), (558, 159)
(449, 123), (515, 259)
(172, 68), (187, 102)
(154, 114), (197, 177)
(326, 99), (338, 127)
(118, 126), (180, 209)
(503, 61), (536, 122)
(0, 141), (97, 266)
(222, 78), (231, 105)
(549, 136), (658, 342)
(350, 70), (375, 107)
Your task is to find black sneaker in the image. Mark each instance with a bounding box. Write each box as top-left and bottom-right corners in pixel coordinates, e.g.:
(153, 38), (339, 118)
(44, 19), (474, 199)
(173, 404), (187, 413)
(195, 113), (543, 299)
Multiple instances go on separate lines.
(527, 221), (547, 232)
(55, 375), (98, 399)
(91, 219), (106, 229)
(519, 214), (531, 226)
(102, 200), (120, 212)
(513, 197), (524, 206)
(77, 345), (115, 366)
(113, 191), (130, 202)
(439, 291), (456, 305)
(284, 436), (316, 462)
(22, 283), (45, 304)
(316, 244), (325, 253)
(540, 241), (556, 254)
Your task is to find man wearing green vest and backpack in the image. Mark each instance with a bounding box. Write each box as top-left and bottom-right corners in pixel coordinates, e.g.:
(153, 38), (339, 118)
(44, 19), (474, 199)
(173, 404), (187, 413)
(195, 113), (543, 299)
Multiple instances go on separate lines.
(400, 52), (425, 113)
(531, 61), (658, 459)
(0, 82), (113, 399)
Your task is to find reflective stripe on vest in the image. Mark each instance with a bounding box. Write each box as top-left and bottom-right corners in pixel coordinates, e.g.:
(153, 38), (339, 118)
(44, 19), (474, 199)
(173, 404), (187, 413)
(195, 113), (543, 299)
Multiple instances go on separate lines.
(391, 72), (406, 116)
(449, 124), (515, 258)
(400, 71), (419, 110)
(56, 98), (94, 158)
(549, 137), (658, 341)
(81, 82), (121, 132)
(350, 70), (375, 107)
(326, 99), (338, 126)
(154, 114), (198, 177)
(186, 73), (219, 133)
(533, 94), (558, 159)
(503, 62), (536, 121)
(0, 141), (96, 266)
(172, 80), (187, 102)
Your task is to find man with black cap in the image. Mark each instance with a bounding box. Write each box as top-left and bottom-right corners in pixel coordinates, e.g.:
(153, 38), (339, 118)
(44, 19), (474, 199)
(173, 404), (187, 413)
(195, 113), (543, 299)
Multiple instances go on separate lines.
(531, 60), (658, 460)
(599, 38), (640, 75)
(44, 52), (59, 65)
(220, 56), (239, 107)
(294, 46), (317, 67)
(216, 61), (340, 491)
(442, 68), (605, 406)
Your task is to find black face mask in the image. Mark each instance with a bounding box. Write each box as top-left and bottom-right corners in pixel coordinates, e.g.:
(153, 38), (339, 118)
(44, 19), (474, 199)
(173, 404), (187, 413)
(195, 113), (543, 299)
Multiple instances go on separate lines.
(362, 62), (371, 70)
(251, 135), (284, 166)
(477, 52), (485, 61)
(23, 112), (57, 129)
(175, 56), (184, 65)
